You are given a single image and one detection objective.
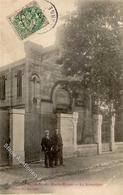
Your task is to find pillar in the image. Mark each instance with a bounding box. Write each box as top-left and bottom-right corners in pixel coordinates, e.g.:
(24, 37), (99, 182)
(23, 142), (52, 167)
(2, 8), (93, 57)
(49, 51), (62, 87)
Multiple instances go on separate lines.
(97, 114), (102, 154)
(110, 114), (115, 152)
(57, 112), (78, 157)
(93, 114), (102, 154)
(9, 109), (25, 165)
(73, 112), (78, 151)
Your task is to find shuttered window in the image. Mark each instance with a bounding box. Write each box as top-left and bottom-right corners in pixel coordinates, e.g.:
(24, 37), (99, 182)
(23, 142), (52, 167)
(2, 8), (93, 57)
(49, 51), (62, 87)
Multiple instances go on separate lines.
(0, 75), (6, 100)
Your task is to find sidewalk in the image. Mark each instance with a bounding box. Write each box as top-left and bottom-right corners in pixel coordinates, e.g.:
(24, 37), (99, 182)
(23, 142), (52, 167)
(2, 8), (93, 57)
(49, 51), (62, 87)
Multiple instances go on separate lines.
(0, 152), (123, 189)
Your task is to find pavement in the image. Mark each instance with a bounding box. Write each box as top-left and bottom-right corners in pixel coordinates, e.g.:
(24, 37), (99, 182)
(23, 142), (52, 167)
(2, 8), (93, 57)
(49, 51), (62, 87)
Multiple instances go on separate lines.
(0, 152), (123, 190)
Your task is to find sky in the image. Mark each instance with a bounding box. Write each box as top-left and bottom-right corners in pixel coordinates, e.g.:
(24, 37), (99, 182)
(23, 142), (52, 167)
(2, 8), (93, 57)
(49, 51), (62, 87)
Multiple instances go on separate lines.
(0, 0), (75, 66)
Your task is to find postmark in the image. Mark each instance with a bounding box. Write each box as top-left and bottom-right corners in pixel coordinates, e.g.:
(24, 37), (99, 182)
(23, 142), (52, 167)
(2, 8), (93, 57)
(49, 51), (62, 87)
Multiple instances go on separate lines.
(8, 0), (58, 40)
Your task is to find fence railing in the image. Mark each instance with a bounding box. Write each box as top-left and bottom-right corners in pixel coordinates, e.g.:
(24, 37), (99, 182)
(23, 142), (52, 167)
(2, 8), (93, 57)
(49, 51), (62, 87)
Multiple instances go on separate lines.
(115, 121), (123, 142)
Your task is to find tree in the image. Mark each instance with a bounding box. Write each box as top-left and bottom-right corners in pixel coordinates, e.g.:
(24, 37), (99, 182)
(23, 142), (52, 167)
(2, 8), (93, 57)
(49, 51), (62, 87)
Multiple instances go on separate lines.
(57, 0), (123, 113)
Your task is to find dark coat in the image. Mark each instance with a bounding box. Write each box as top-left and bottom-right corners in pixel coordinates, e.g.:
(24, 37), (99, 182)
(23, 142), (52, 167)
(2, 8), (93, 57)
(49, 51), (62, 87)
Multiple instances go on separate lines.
(52, 133), (63, 152)
(41, 137), (52, 152)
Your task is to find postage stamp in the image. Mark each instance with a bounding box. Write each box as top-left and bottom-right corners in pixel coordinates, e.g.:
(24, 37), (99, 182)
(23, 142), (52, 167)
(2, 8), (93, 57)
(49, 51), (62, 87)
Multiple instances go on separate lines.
(8, 0), (58, 40)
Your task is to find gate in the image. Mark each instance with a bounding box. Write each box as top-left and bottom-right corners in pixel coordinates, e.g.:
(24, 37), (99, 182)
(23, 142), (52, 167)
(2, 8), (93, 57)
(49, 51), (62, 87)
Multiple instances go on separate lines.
(115, 120), (123, 142)
(101, 120), (111, 152)
(25, 113), (57, 163)
(0, 110), (9, 166)
(40, 114), (57, 137)
(25, 112), (41, 163)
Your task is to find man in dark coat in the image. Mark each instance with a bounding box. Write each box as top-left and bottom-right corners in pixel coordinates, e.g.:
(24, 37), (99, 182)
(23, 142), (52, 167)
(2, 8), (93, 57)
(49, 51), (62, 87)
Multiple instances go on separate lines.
(52, 129), (63, 166)
(41, 130), (53, 168)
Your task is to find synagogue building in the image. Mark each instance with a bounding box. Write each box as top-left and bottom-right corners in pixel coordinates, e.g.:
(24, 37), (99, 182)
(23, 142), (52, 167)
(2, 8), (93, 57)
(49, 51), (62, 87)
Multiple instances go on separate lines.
(0, 41), (123, 166)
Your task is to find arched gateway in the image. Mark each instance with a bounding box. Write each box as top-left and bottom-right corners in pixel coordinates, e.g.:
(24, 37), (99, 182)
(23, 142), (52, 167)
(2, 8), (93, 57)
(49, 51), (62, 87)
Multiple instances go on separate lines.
(52, 83), (72, 113)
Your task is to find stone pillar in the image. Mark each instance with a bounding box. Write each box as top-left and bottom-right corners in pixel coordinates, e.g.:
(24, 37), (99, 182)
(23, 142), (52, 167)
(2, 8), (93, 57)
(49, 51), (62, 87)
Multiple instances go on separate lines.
(73, 112), (78, 151)
(93, 114), (102, 154)
(57, 112), (78, 157)
(110, 114), (115, 152)
(97, 114), (102, 154)
(9, 109), (25, 165)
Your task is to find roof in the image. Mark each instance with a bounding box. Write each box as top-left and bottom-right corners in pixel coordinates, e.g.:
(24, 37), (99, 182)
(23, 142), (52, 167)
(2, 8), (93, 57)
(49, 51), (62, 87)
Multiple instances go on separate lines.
(24, 41), (59, 56)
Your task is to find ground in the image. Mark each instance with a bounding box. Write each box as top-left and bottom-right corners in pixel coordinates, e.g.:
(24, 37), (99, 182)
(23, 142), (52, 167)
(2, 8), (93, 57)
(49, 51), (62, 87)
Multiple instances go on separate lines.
(0, 152), (123, 194)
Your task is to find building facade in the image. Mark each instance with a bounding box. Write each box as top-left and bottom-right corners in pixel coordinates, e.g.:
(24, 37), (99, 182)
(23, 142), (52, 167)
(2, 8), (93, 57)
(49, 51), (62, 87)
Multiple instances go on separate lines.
(0, 41), (123, 166)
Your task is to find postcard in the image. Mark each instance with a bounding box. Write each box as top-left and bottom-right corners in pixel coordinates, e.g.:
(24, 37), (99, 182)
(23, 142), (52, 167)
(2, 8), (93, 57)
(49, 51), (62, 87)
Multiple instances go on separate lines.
(0, 0), (123, 194)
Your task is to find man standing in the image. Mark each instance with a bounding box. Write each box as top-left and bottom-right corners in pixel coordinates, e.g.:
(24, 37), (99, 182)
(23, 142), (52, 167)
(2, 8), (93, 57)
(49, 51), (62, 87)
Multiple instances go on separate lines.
(52, 129), (63, 166)
(41, 130), (53, 168)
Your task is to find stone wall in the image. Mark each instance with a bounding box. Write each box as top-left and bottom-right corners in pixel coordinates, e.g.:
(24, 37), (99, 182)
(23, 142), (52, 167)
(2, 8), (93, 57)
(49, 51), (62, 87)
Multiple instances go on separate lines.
(24, 42), (65, 104)
(10, 109), (25, 165)
(41, 101), (53, 114)
(40, 51), (65, 100)
(26, 60), (41, 112)
(115, 142), (123, 152)
(74, 144), (97, 157)
(0, 60), (26, 109)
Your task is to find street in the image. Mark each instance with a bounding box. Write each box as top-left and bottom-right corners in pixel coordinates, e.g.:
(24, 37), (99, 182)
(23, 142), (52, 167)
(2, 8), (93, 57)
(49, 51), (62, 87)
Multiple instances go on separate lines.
(1, 161), (123, 194)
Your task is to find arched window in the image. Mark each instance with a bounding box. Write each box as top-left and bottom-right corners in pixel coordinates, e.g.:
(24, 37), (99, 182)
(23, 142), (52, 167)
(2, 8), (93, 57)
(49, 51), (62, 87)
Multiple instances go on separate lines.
(17, 70), (22, 97)
(30, 74), (40, 105)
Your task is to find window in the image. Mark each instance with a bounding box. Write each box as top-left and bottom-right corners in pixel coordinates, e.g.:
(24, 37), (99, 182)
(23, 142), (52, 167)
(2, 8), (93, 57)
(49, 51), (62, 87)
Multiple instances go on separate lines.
(0, 75), (6, 100)
(31, 74), (40, 105)
(17, 70), (22, 97)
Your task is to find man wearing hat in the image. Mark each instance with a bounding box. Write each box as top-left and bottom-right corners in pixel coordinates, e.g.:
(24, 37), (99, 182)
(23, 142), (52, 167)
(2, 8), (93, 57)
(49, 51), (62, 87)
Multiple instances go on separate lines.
(41, 130), (53, 168)
(52, 129), (63, 166)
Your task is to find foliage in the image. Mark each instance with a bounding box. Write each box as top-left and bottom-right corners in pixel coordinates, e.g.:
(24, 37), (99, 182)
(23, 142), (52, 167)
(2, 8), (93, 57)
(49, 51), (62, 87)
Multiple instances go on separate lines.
(57, 0), (123, 110)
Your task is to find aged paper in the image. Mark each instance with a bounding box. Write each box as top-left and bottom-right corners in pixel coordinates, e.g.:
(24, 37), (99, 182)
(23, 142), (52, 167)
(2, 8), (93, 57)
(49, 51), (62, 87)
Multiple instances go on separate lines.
(0, 0), (123, 194)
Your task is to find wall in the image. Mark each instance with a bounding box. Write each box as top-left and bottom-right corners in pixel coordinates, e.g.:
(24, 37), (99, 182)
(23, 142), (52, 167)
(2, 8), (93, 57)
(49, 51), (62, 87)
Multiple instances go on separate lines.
(74, 144), (97, 157)
(24, 42), (65, 105)
(115, 142), (123, 152)
(41, 101), (53, 114)
(25, 112), (57, 162)
(10, 109), (25, 165)
(40, 51), (65, 100)
(0, 60), (26, 109)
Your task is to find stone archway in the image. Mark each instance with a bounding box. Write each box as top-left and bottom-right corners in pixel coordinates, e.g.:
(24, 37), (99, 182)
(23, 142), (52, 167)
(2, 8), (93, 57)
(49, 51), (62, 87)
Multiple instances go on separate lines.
(52, 83), (72, 113)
